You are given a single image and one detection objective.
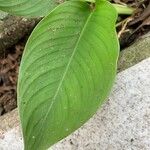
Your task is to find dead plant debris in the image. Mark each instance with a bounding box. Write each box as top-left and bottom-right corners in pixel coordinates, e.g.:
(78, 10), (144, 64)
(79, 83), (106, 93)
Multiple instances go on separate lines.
(113, 0), (150, 48)
(0, 44), (24, 115)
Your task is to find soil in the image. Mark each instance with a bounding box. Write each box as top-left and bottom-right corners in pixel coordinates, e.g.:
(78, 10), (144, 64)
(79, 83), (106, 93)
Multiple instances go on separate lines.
(0, 0), (150, 115)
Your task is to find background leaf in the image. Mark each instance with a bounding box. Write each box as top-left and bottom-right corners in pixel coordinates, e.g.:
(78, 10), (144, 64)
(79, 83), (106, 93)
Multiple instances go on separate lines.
(0, 0), (59, 17)
(18, 1), (119, 150)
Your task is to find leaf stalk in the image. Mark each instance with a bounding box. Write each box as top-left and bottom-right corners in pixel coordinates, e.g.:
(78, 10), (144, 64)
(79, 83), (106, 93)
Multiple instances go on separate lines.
(112, 4), (134, 15)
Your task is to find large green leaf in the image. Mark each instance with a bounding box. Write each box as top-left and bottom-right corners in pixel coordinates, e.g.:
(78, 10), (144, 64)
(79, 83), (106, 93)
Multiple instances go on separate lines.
(0, 0), (59, 17)
(18, 1), (119, 150)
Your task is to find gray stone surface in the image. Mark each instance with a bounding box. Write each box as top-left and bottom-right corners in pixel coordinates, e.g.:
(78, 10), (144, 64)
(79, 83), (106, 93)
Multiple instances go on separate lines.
(0, 57), (150, 150)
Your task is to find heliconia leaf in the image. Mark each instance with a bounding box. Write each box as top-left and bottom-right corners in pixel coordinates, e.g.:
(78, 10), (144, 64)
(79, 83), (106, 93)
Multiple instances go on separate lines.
(17, 1), (119, 150)
(0, 0), (59, 17)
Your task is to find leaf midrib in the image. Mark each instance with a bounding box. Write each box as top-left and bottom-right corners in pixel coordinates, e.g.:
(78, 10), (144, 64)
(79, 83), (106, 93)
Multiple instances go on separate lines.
(31, 8), (94, 147)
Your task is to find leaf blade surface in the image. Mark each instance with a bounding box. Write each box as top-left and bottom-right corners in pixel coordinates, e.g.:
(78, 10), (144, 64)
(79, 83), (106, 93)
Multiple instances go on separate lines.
(18, 1), (119, 149)
(0, 0), (59, 17)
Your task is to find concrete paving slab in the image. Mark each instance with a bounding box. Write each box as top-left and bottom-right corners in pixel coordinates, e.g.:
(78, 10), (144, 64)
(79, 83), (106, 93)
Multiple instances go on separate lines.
(0, 58), (150, 150)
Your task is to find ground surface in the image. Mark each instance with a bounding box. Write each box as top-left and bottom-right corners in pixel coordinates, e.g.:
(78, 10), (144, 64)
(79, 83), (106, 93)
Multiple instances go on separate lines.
(0, 57), (150, 150)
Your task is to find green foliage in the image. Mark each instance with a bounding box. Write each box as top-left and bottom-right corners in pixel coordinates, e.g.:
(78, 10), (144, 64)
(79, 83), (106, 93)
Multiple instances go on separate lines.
(0, 0), (134, 17)
(0, 0), (58, 17)
(17, 1), (119, 149)
(1, 0), (120, 149)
